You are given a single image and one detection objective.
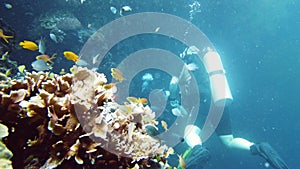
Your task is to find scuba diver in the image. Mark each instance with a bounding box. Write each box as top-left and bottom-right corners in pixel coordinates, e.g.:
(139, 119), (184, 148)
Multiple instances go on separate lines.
(166, 50), (289, 169)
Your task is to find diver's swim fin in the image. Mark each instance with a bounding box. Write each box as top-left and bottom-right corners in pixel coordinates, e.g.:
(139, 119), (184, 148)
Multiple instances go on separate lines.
(186, 145), (211, 169)
(250, 142), (289, 169)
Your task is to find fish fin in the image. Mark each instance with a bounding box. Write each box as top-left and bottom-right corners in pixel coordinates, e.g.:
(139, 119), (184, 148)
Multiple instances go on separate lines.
(50, 53), (57, 60)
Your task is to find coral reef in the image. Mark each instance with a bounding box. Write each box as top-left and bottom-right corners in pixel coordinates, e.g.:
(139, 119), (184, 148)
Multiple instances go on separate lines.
(0, 67), (169, 169)
(0, 123), (13, 169)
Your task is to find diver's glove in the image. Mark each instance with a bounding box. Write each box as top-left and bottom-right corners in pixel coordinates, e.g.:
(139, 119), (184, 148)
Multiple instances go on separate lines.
(250, 142), (289, 169)
(185, 145), (211, 169)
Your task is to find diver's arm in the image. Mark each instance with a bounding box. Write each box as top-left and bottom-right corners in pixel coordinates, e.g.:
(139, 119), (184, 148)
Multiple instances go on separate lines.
(215, 106), (254, 151)
(219, 135), (253, 150)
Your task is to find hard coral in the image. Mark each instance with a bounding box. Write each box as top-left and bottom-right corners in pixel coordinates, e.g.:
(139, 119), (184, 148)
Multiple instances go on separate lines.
(0, 67), (169, 169)
(0, 123), (13, 169)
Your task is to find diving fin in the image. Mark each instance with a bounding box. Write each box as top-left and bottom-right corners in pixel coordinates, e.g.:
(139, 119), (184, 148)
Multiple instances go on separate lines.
(186, 145), (211, 169)
(250, 142), (289, 169)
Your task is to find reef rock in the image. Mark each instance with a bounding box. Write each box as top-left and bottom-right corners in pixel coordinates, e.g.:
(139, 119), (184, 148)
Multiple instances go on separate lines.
(57, 17), (82, 31)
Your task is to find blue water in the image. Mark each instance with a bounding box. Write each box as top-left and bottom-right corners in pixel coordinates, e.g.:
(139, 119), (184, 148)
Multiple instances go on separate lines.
(1, 0), (299, 169)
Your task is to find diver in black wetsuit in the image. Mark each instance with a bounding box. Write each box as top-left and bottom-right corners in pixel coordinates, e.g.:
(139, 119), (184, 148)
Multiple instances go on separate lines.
(167, 51), (289, 169)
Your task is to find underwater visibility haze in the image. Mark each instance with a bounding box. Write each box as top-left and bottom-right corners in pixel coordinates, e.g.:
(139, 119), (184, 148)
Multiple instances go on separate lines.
(0, 0), (299, 169)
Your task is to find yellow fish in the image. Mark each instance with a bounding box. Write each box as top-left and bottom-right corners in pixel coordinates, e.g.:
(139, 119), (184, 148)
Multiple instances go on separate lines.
(103, 83), (116, 90)
(1, 51), (8, 60)
(19, 40), (38, 51)
(18, 65), (26, 73)
(168, 147), (175, 155)
(63, 51), (79, 62)
(111, 68), (125, 82)
(49, 72), (55, 78)
(177, 154), (186, 169)
(164, 147), (175, 158)
(0, 29), (13, 43)
(5, 69), (11, 77)
(161, 120), (168, 131)
(126, 97), (148, 105)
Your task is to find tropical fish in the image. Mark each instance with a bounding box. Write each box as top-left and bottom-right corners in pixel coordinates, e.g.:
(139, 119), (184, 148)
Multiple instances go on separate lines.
(49, 72), (55, 78)
(38, 37), (46, 54)
(70, 67), (75, 73)
(164, 147), (175, 158)
(126, 96), (148, 105)
(63, 51), (80, 62)
(18, 65), (26, 73)
(36, 53), (57, 64)
(0, 29), (13, 43)
(31, 60), (52, 71)
(178, 154), (186, 169)
(4, 3), (12, 9)
(171, 108), (182, 117)
(171, 105), (188, 117)
(141, 73), (153, 92)
(59, 69), (66, 75)
(138, 98), (148, 104)
(161, 120), (168, 131)
(184, 63), (198, 71)
(103, 83), (116, 90)
(120, 6), (132, 16)
(111, 68), (125, 82)
(168, 147), (175, 155)
(186, 45), (200, 55)
(5, 69), (11, 76)
(126, 97), (138, 103)
(142, 73), (153, 81)
(19, 40), (38, 51)
(87, 23), (92, 29)
(1, 51), (8, 60)
(49, 33), (58, 43)
(169, 76), (180, 100)
(110, 6), (117, 14)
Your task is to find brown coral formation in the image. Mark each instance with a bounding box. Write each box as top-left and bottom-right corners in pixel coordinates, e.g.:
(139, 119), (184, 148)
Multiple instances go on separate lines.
(0, 123), (13, 169)
(0, 67), (169, 169)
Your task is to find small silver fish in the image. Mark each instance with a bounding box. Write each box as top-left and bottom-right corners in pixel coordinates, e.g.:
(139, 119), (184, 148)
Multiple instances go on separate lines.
(120, 6), (132, 16)
(31, 60), (51, 71)
(142, 73), (153, 81)
(38, 37), (46, 54)
(49, 33), (58, 43)
(4, 3), (12, 9)
(186, 45), (200, 55)
(110, 6), (117, 14)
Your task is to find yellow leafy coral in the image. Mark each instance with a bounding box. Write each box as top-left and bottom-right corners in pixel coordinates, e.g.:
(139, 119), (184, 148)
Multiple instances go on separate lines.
(0, 67), (169, 169)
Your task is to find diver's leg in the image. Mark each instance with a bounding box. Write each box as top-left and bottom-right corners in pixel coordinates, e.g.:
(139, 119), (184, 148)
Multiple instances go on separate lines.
(216, 106), (289, 169)
(184, 125), (211, 169)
